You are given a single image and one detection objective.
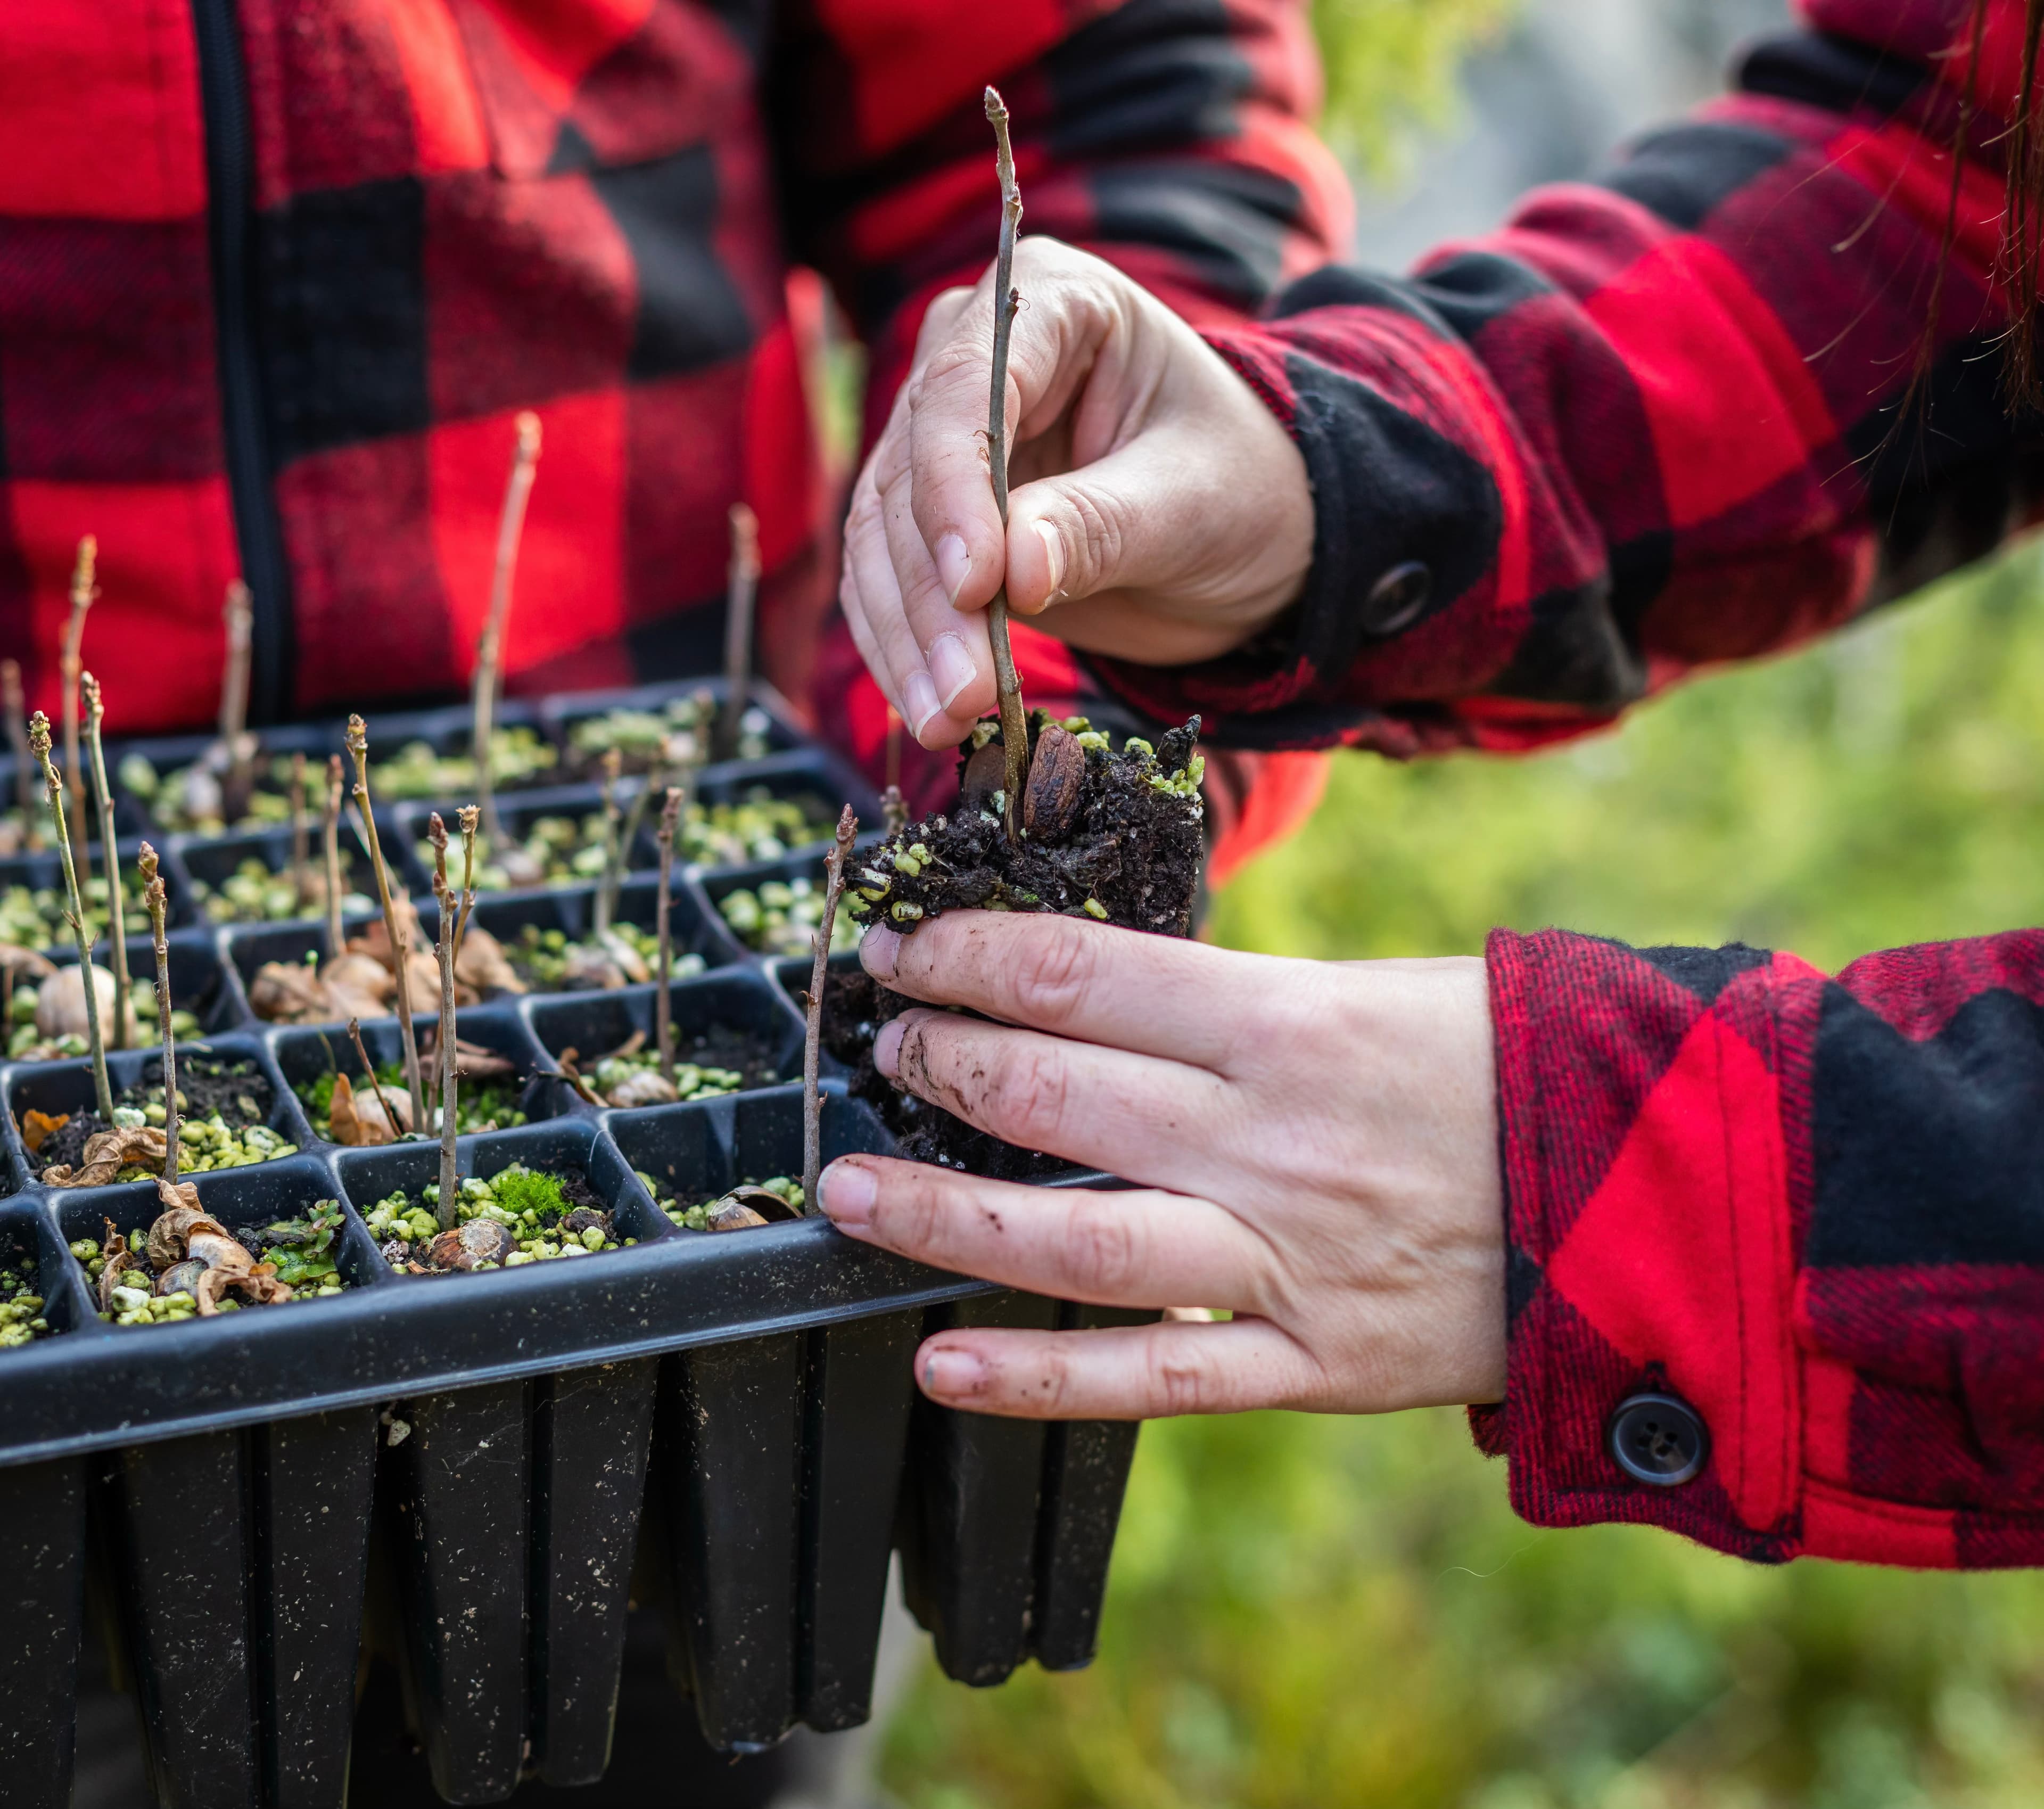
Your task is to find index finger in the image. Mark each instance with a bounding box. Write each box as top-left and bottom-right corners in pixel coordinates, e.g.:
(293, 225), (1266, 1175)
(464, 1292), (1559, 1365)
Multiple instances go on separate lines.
(861, 912), (1273, 1073)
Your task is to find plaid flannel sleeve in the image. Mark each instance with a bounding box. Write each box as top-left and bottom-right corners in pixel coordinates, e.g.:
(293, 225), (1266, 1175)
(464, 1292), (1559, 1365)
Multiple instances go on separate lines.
(1476, 928), (2044, 1568)
(1083, 2), (2044, 753)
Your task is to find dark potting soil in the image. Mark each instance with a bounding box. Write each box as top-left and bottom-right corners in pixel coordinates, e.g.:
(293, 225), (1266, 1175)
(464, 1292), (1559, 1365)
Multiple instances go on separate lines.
(829, 717), (1204, 1182)
(28, 1057), (274, 1174)
(681, 1023), (780, 1089)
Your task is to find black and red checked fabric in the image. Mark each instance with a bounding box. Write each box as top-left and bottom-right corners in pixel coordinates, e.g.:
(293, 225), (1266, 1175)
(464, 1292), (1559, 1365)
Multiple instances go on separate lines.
(0, 0), (1345, 752)
(1478, 928), (2044, 1568)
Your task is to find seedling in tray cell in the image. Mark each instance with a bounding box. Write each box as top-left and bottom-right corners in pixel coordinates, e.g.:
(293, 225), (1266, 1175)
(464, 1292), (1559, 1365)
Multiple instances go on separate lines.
(0, 873), (121, 956)
(507, 920), (704, 993)
(642, 1171), (804, 1233)
(0, 1257), (51, 1347)
(5, 953), (197, 1064)
(563, 689), (771, 778)
(20, 1054), (296, 1186)
(718, 874), (864, 958)
(555, 1029), (760, 1109)
(191, 849), (374, 925)
(296, 1036), (529, 1144)
(364, 1163), (629, 1274)
(74, 1193), (348, 1326)
(427, 804), (616, 892)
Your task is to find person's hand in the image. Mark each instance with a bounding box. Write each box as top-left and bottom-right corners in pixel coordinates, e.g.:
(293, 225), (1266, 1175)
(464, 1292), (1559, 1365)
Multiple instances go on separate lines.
(841, 237), (1315, 749)
(816, 914), (1506, 1419)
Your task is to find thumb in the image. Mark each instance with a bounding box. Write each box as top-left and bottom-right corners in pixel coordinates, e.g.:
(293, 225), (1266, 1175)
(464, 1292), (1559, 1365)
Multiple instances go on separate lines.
(1001, 445), (1183, 615)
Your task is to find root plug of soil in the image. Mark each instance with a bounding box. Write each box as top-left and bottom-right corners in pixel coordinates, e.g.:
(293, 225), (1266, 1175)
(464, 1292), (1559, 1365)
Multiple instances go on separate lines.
(0, 1257), (50, 1347)
(75, 1198), (347, 1327)
(640, 1172), (803, 1232)
(365, 1164), (625, 1274)
(509, 921), (705, 992)
(24, 1056), (294, 1182)
(837, 713), (1204, 1180)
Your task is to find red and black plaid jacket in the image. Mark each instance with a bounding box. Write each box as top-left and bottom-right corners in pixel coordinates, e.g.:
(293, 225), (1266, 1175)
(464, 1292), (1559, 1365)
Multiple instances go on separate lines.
(1101, 0), (2041, 1568)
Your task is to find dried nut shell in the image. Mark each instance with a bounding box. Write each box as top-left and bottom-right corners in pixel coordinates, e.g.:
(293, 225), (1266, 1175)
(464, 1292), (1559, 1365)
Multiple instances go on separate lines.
(454, 923), (526, 996)
(35, 963), (119, 1040)
(722, 1185), (801, 1223)
(706, 1201), (771, 1232)
(563, 943), (629, 990)
(604, 1068), (679, 1108)
(1022, 723), (1085, 840)
(959, 741), (1009, 814)
(157, 1259), (209, 1298)
(426, 1220), (518, 1271)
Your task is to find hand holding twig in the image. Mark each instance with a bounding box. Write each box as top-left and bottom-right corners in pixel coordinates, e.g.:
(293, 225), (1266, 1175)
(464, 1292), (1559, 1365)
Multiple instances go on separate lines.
(982, 87), (1031, 838)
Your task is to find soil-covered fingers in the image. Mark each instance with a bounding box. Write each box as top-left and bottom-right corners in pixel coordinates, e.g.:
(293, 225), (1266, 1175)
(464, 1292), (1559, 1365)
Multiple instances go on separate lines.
(818, 1158), (1272, 1311)
(861, 915), (1267, 1072)
(911, 1316), (1326, 1420)
(876, 1007), (1242, 1187)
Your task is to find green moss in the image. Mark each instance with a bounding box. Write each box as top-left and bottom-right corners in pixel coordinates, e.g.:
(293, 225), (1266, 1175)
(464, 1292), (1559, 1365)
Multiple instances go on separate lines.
(486, 1165), (569, 1224)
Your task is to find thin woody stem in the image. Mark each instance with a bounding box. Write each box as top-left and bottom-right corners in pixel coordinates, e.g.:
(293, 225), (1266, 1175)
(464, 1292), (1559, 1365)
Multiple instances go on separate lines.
(982, 88), (1030, 838)
(605, 760), (657, 936)
(430, 816), (461, 1219)
(141, 846), (176, 1184)
(347, 716), (427, 1130)
(475, 412), (542, 849)
(31, 713), (112, 1122)
(802, 804), (859, 1213)
(454, 805), (480, 960)
(717, 503), (760, 761)
(347, 1016), (405, 1145)
(62, 538), (96, 884)
(218, 580), (254, 821)
(82, 676), (131, 1050)
(592, 748), (623, 938)
(3, 660), (35, 847)
(655, 785), (683, 1082)
(289, 751), (310, 913)
(322, 755), (346, 961)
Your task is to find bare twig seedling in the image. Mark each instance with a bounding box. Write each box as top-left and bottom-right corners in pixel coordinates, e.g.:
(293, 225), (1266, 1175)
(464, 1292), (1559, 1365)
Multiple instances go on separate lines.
(716, 502), (760, 761)
(474, 411), (542, 849)
(347, 715), (427, 1129)
(655, 784), (683, 1082)
(802, 804), (859, 1211)
(982, 87), (1031, 837)
(61, 538), (97, 877)
(30, 712), (112, 1121)
(592, 747), (624, 939)
(81, 675), (131, 1049)
(348, 1016), (407, 1149)
(139, 845), (177, 1184)
(218, 580), (255, 824)
(3, 659), (36, 848)
(322, 754), (346, 961)
(428, 815), (461, 1222)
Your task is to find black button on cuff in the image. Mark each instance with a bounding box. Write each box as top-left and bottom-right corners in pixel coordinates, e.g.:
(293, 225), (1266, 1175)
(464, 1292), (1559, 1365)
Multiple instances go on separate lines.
(1360, 560), (1433, 637)
(1607, 1392), (1708, 1486)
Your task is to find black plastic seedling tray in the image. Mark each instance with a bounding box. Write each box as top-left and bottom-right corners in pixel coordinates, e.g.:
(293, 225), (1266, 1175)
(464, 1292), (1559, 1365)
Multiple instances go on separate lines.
(0, 677), (1153, 1804)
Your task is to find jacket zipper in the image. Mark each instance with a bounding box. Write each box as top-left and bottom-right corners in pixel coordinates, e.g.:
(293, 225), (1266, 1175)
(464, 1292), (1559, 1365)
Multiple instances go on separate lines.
(192, 0), (292, 725)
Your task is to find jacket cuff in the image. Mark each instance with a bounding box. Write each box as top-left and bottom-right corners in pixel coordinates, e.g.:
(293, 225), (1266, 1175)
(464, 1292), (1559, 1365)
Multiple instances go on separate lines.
(1481, 927), (1804, 1561)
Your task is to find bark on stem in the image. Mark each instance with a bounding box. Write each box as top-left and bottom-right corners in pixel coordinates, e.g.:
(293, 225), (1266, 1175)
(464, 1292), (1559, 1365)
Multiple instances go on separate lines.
(654, 785), (683, 1081)
(3, 660), (35, 847)
(30, 712), (112, 1122)
(218, 581), (254, 821)
(347, 716), (427, 1130)
(82, 676), (131, 1050)
(428, 817), (461, 1223)
(322, 755), (346, 962)
(802, 804), (859, 1213)
(61, 538), (96, 882)
(717, 503), (760, 761)
(474, 412), (542, 849)
(141, 847), (176, 1185)
(348, 1017), (406, 1153)
(983, 87), (1030, 838)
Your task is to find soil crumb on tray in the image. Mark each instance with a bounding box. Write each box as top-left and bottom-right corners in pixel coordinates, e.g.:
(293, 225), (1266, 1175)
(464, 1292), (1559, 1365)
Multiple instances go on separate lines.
(838, 712), (1205, 1180)
(367, 1164), (627, 1273)
(23, 1055), (293, 1185)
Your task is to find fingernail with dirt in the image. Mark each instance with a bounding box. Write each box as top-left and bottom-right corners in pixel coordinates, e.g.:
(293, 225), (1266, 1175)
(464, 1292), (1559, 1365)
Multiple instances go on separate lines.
(1035, 521), (1067, 597)
(874, 1016), (905, 1080)
(928, 632), (977, 710)
(860, 923), (901, 981)
(921, 1346), (986, 1400)
(903, 669), (943, 739)
(935, 533), (971, 602)
(819, 1160), (877, 1231)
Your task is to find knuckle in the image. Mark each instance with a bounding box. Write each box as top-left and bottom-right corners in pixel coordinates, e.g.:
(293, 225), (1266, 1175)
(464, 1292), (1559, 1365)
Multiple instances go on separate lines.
(1061, 1195), (1141, 1296)
(1147, 1340), (1219, 1417)
(1060, 488), (1124, 587)
(1003, 922), (1094, 1028)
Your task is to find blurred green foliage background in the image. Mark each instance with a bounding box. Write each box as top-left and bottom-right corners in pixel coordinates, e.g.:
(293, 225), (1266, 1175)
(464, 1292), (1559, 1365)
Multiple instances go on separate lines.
(873, 5), (2044, 1803)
